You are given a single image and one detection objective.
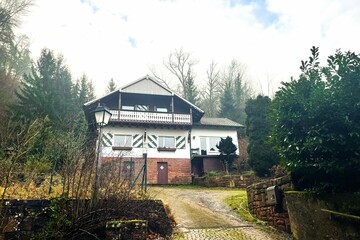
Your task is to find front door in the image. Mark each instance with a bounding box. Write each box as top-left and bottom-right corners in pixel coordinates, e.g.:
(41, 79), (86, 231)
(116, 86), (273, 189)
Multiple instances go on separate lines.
(157, 162), (168, 184)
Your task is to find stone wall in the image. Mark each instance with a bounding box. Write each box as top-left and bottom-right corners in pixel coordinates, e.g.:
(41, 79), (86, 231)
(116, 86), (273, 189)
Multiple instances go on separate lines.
(285, 192), (360, 240)
(194, 174), (261, 188)
(246, 175), (293, 232)
(0, 199), (172, 239)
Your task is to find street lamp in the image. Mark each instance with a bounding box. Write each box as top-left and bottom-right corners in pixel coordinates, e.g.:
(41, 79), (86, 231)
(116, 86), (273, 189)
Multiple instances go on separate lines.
(142, 135), (148, 193)
(93, 103), (112, 202)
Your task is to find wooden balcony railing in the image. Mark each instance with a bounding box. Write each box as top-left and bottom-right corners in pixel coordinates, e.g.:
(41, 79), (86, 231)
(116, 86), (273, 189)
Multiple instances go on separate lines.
(109, 110), (192, 125)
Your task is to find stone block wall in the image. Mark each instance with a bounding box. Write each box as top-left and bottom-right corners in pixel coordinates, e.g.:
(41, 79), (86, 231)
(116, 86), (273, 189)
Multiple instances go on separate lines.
(246, 175), (293, 232)
(194, 174), (261, 188)
(0, 199), (172, 239)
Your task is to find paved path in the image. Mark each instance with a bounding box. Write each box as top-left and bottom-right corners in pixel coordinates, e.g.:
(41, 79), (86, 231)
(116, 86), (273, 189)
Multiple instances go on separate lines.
(150, 187), (293, 240)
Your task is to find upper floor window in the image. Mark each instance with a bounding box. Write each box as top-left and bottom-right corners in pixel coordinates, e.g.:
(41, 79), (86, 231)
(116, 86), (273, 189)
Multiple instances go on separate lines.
(156, 107), (168, 113)
(114, 135), (132, 147)
(122, 105), (134, 111)
(158, 136), (175, 148)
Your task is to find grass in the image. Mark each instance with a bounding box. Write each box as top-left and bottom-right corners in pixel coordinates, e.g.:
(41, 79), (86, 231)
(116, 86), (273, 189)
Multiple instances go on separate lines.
(224, 190), (259, 223)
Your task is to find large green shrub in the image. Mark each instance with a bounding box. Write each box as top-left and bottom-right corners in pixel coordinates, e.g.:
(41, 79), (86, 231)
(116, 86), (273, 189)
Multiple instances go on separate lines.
(245, 95), (279, 176)
(270, 47), (360, 193)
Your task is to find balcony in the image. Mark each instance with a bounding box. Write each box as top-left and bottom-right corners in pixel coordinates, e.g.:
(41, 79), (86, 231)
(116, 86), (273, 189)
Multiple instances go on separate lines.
(109, 110), (192, 125)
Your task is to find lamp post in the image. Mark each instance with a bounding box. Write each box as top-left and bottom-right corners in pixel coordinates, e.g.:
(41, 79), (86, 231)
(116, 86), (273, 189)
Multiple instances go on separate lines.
(142, 138), (148, 193)
(93, 103), (112, 202)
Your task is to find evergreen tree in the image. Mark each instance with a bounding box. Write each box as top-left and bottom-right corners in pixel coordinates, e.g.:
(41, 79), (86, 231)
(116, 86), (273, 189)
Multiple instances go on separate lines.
(106, 78), (117, 93)
(245, 95), (278, 176)
(75, 74), (95, 106)
(216, 136), (237, 174)
(184, 73), (199, 105)
(219, 81), (235, 120)
(14, 48), (76, 131)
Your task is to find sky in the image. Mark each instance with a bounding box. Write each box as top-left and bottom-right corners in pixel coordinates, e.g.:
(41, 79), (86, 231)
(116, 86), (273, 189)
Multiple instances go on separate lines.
(16, 0), (360, 97)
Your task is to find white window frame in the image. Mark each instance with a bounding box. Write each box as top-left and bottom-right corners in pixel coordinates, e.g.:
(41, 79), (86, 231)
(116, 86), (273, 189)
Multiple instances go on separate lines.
(122, 105), (134, 111)
(208, 137), (221, 152)
(113, 134), (132, 147)
(158, 136), (175, 148)
(156, 107), (168, 113)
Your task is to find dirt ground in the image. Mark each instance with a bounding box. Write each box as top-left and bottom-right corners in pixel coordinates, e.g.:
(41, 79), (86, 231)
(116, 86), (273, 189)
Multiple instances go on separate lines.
(149, 186), (293, 240)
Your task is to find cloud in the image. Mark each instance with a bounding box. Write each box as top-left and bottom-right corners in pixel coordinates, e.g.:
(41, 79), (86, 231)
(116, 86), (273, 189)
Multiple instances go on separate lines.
(16, 0), (360, 97)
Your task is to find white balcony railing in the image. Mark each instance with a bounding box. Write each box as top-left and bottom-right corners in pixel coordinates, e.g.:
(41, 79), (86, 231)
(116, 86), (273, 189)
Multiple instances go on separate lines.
(109, 110), (191, 125)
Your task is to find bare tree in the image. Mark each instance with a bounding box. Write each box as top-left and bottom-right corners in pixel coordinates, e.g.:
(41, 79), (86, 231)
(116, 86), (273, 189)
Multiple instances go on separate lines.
(163, 48), (199, 103)
(200, 60), (221, 117)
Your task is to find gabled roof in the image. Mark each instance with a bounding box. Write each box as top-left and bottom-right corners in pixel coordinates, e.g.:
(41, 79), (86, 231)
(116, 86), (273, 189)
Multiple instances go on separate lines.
(83, 75), (204, 115)
(193, 117), (244, 128)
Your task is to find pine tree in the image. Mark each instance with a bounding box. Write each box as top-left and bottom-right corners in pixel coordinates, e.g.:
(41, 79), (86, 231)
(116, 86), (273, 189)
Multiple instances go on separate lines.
(106, 78), (117, 93)
(219, 81), (235, 120)
(184, 74), (199, 105)
(14, 48), (77, 131)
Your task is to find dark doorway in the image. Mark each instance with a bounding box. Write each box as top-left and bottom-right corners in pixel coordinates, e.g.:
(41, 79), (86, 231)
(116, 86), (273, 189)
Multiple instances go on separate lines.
(157, 162), (168, 184)
(191, 158), (204, 177)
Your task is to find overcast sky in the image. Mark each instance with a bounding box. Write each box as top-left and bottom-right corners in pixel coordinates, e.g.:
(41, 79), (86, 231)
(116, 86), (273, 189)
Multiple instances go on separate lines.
(16, 0), (360, 97)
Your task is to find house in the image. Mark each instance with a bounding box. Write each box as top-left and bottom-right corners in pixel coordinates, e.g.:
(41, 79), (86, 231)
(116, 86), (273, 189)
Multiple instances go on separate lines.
(83, 75), (243, 184)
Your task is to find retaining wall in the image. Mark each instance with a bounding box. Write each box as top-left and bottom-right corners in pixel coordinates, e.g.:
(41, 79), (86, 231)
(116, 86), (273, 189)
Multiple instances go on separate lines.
(246, 175), (293, 232)
(194, 174), (261, 188)
(0, 199), (172, 239)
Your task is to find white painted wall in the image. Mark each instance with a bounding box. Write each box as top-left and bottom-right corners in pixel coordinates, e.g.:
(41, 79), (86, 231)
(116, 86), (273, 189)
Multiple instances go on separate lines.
(191, 127), (239, 155)
(101, 126), (190, 159)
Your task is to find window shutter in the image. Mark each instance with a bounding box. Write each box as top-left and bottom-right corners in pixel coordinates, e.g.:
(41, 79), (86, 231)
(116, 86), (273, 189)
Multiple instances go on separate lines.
(102, 132), (113, 147)
(147, 135), (157, 148)
(132, 134), (143, 148)
(176, 136), (186, 149)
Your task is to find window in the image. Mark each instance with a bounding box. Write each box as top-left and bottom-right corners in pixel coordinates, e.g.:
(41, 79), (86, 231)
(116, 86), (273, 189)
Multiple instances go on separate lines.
(122, 105), (134, 111)
(156, 107), (168, 113)
(209, 137), (221, 152)
(158, 136), (175, 148)
(114, 135), (132, 147)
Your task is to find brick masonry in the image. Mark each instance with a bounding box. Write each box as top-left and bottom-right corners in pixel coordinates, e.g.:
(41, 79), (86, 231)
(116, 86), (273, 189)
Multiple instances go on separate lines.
(102, 157), (191, 184)
(147, 158), (191, 184)
(246, 175), (293, 233)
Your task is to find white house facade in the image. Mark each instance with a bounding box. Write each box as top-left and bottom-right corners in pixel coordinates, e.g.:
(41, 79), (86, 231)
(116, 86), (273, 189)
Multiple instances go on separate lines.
(83, 75), (243, 184)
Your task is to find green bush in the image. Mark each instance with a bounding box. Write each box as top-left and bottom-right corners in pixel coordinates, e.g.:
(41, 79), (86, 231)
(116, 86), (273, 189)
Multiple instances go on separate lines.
(270, 47), (360, 193)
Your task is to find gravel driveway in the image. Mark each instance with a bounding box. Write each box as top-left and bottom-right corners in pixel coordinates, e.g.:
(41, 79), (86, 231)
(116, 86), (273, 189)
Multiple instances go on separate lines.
(149, 186), (293, 240)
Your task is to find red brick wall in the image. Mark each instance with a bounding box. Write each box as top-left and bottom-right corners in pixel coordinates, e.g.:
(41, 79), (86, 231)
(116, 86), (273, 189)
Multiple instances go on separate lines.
(102, 157), (191, 184)
(147, 158), (191, 184)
